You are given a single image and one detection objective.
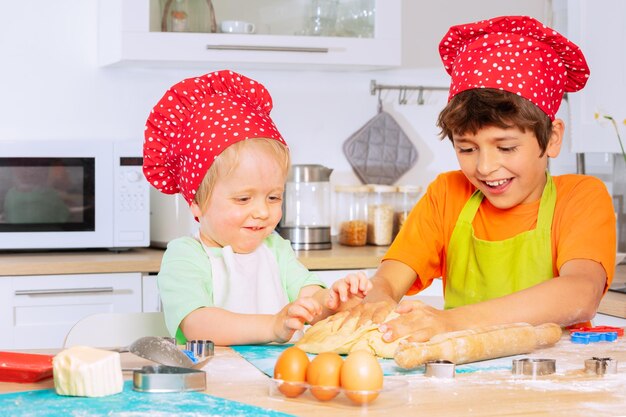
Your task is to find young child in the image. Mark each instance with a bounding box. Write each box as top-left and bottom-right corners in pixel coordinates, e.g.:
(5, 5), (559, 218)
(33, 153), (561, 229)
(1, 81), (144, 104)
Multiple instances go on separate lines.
(143, 70), (370, 346)
(341, 16), (616, 343)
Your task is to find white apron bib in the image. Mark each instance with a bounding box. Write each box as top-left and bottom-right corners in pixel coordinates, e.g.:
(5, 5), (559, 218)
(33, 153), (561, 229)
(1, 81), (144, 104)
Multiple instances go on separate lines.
(200, 239), (288, 315)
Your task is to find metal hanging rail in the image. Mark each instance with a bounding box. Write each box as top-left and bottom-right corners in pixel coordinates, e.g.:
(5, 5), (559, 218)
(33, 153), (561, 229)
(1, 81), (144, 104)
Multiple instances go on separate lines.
(370, 80), (449, 105)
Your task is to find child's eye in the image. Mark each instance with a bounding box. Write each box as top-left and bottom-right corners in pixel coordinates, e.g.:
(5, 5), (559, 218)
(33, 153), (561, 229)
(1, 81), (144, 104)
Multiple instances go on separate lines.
(234, 196), (250, 203)
(457, 147), (475, 154)
(269, 195), (283, 202)
(498, 146), (518, 153)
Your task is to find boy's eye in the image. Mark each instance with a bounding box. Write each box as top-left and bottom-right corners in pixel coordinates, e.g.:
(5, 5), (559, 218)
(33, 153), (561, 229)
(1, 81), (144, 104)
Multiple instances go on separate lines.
(457, 147), (475, 153)
(269, 195), (283, 202)
(498, 146), (518, 153)
(234, 196), (250, 203)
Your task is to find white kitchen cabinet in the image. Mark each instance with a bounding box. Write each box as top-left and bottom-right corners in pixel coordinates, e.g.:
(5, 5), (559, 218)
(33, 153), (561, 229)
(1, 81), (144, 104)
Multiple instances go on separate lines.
(142, 272), (162, 312)
(98, 0), (401, 69)
(0, 273), (142, 350)
(553, 0), (626, 153)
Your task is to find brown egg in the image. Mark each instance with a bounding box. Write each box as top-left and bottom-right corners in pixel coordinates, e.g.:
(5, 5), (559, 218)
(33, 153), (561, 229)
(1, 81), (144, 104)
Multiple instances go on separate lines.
(273, 346), (310, 398)
(340, 349), (383, 405)
(306, 352), (343, 401)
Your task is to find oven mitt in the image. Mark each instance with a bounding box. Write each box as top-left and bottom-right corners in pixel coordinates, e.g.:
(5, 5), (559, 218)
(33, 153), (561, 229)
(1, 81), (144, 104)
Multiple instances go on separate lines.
(343, 111), (418, 185)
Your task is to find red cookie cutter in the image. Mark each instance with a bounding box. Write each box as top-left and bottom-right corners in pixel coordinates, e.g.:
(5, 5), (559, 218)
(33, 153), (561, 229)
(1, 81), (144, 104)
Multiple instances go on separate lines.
(568, 326), (624, 337)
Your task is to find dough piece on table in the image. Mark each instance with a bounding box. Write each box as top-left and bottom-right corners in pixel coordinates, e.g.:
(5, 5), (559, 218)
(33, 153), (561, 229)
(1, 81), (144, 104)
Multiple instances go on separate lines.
(296, 312), (408, 358)
(53, 346), (124, 397)
(394, 322), (562, 370)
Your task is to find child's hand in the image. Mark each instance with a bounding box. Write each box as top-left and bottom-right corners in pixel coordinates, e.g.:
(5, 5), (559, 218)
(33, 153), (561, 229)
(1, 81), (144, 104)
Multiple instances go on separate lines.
(273, 297), (322, 343)
(326, 271), (373, 311)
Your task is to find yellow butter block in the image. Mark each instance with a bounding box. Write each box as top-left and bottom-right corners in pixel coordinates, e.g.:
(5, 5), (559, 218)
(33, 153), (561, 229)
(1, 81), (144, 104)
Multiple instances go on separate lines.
(53, 346), (123, 397)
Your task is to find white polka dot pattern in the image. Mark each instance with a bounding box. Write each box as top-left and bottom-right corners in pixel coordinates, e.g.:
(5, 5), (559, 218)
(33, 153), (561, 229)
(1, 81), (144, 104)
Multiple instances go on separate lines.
(439, 15), (590, 120)
(142, 70), (285, 204)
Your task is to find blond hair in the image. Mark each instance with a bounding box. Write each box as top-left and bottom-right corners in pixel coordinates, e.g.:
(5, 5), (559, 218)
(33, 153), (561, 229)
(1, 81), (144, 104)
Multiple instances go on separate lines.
(193, 138), (290, 211)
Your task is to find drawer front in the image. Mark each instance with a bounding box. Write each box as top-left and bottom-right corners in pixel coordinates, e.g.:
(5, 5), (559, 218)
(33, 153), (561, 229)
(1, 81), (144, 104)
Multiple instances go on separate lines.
(142, 273), (162, 313)
(2, 273), (142, 349)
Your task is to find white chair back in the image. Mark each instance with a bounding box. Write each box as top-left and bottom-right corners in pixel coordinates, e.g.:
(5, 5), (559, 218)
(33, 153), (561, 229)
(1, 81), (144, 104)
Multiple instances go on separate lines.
(63, 312), (170, 348)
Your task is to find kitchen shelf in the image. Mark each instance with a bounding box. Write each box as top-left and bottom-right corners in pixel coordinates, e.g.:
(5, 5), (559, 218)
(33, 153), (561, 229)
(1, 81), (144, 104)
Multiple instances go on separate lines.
(98, 0), (401, 70)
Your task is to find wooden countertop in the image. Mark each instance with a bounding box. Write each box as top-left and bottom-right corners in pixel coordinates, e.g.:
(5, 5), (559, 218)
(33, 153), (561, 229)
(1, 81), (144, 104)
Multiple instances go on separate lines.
(3, 337), (626, 416)
(2, 246), (624, 320)
(0, 243), (386, 276)
(0, 248), (166, 276)
(293, 243), (387, 270)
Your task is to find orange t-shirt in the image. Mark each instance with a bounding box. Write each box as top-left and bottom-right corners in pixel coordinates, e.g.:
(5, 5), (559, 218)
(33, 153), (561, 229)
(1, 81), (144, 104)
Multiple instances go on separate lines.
(385, 171), (616, 296)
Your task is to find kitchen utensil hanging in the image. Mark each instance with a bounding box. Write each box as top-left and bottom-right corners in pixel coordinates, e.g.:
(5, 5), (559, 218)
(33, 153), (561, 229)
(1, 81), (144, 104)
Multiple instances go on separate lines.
(343, 85), (423, 185)
(369, 80), (449, 106)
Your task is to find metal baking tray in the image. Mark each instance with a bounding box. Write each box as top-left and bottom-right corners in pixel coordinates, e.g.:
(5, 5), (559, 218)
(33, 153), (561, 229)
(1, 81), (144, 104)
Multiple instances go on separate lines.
(132, 365), (206, 393)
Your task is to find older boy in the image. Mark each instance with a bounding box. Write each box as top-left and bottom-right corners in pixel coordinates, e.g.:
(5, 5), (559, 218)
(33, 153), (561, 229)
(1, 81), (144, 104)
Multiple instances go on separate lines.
(346, 15), (616, 343)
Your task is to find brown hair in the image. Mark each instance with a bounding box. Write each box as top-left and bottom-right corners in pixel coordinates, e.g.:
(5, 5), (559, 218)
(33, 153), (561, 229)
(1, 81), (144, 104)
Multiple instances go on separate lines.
(194, 138), (290, 210)
(437, 89), (553, 155)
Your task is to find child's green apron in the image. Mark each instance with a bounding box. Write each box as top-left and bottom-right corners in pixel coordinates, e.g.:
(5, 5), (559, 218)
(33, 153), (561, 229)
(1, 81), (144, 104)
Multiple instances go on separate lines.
(444, 173), (555, 309)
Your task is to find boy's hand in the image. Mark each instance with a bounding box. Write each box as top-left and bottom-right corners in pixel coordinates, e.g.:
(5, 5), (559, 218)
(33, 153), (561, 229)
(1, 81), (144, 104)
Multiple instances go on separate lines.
(273, 297), (322, 342)
(378, 299), (452, 343)
(326, 271), (373, 310)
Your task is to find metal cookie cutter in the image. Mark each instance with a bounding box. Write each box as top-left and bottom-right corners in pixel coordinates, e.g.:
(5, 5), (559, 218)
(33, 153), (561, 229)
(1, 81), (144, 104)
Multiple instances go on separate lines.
(133, 365), (207, 393)
(425, 360), (456, 378)
(512, 358), (556, 377)
(185, 340), (215, 360)
(584, 357), (618, 376)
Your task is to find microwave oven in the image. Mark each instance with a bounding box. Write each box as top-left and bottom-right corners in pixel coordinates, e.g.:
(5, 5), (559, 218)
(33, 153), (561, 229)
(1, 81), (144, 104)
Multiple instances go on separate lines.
(0, 139), (149, 250)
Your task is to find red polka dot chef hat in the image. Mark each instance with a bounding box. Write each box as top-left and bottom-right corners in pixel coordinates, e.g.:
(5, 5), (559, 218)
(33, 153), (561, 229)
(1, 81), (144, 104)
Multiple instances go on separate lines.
(143, 70), (286, 204)
(439, 15), (590, 120)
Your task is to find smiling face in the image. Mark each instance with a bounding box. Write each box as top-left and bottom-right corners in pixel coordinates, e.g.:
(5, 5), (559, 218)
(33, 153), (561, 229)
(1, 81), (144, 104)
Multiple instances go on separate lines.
(453, 122), (563, 209)
(191, 139), (289, 254)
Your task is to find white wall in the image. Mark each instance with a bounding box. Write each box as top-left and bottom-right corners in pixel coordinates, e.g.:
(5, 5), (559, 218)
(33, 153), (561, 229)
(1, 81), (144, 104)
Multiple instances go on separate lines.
(3, 0), (569, 198)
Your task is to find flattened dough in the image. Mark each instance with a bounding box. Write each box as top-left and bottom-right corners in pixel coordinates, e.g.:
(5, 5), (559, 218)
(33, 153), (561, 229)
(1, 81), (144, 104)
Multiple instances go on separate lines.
(297, 315), (562, 365)
(296, 312), (408, 358)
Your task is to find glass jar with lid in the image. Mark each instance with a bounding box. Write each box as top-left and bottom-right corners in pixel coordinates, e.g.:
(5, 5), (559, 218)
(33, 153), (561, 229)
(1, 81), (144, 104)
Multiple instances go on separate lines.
(394, 185), (422, 238)
(366, 184), (396, 246)
(335, 185), (369, 246)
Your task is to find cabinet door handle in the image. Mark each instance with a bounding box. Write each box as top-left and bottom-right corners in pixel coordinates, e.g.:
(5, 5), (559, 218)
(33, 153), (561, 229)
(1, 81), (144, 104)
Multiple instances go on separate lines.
(14, 287), (115, 296)
(206, 45), (329, 53)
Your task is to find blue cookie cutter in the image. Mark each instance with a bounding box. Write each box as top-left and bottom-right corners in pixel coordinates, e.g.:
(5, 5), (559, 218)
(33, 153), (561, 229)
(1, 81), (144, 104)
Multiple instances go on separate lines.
(570, 331), (618, 344)
(181, 349), (199, 363)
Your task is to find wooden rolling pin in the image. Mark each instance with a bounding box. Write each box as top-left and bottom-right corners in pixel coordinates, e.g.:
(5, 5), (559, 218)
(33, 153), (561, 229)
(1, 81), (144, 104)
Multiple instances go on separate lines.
(394, 322), (562, 369)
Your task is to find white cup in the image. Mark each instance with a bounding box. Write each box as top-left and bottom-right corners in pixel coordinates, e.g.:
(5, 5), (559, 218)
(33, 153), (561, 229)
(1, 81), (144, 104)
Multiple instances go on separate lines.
(220, 20), (256, 34)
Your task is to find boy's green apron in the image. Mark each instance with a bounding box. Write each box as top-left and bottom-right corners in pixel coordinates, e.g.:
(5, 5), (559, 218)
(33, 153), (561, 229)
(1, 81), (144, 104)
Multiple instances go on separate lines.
(445, 172), (555, 308)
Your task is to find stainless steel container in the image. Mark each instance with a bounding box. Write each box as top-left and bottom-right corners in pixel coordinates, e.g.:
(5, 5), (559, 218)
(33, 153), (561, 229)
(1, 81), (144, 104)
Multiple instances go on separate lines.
(278, 164), (333, 250)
